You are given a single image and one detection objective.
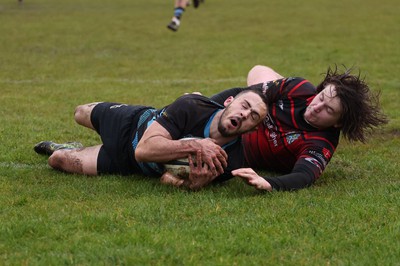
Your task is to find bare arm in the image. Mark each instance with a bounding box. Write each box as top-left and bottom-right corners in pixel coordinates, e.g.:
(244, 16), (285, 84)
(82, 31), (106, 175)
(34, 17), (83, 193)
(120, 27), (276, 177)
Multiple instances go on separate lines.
(135, 121), (228, 176)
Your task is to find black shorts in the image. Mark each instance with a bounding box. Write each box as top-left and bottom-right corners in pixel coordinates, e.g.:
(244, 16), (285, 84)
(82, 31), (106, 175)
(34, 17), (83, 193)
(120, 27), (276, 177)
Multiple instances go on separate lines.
(91, 102), (151, 175)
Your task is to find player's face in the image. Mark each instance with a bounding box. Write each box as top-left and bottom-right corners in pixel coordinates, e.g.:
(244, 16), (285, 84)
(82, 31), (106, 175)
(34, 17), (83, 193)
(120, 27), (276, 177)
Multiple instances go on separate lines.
(304, 84), (342, 129)
(218, 91), (267, 137)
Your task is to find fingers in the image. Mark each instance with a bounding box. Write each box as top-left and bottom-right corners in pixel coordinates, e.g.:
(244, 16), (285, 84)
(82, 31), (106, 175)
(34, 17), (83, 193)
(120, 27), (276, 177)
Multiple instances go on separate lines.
(160, 172), (184, 187)
(217, 148), (228, 166)
(219, 148), (228, 161)
(206, 148), (228, 176)
(203, 156), (219, 177)
(188, 138), (229, 177)
(231, 168), (271, 191)
(231, 168), (253, 175)
(188, 153), (194, 168)
(231, 168), (255, 180)
(196, 150), (202, 170)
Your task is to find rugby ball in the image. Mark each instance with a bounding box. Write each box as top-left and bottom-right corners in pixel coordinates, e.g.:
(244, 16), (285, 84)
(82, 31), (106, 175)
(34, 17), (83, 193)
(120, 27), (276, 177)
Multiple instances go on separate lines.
(163, 137), (202, 178)
(164, 157), (191, 179)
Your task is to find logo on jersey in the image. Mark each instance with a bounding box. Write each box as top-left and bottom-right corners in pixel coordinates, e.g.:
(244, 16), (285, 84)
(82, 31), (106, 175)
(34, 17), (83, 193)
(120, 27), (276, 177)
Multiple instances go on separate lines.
(262, 82), (270, 94)
(269, 132), (278, 147)
(264, 114), (279, 147)
(278, 100), (284, 110)
(305, 157), (322, 174)
(286, 133), (300, 144)
(322, 147), (332, 159)
(110, 104), (128, 109)
(308, 150), (328, 168)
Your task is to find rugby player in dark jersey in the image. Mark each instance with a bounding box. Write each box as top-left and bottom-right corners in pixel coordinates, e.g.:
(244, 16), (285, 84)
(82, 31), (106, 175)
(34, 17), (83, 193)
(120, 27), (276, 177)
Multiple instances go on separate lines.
(211, 65), (388, 191)
(34, 89), (268, 190)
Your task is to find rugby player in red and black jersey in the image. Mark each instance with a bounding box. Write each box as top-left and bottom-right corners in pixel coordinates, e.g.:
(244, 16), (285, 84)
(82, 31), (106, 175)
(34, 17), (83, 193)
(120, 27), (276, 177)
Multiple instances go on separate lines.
(211, 65), (388, 191)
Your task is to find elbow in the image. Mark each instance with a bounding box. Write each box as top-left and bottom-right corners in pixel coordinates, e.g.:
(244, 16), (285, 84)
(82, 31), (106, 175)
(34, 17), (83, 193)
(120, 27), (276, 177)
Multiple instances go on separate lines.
(134, 145), (147, 162)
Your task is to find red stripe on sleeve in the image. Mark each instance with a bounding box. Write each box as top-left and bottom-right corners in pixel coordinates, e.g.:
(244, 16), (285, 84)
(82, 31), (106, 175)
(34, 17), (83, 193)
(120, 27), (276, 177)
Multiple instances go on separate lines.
(289, 80), (309, 131)
(288, 80), (309, 96)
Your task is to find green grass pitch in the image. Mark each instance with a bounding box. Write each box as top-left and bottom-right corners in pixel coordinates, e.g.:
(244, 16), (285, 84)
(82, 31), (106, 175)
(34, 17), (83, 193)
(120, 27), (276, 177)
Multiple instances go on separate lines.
(0, 0), (399, 264)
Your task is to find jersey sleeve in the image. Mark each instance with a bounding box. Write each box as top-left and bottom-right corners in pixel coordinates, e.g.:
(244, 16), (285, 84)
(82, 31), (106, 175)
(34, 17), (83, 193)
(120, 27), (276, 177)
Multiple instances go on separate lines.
(262, 77), (315, 104)
(263, 165), (315, 191)
(263, 138), (337, 191)
(156, 95), (193, 139)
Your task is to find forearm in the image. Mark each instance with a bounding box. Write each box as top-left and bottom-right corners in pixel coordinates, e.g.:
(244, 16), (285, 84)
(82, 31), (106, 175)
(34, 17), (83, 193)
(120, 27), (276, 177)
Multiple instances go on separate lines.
(136, 120), (201, 163)
(136, 137), (201, 163)
(263, 171), (315, 191)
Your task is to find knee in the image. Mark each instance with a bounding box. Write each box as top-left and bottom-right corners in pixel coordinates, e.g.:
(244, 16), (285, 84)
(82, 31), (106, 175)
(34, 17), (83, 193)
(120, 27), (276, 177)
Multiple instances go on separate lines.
(74, 104), (87, 125)
(247, 65), (283, 86)
(248, 65), (265, 75)
(247, 65), (265, 86)
(48, 150), (66, 170)
(74, 103), (100, 129)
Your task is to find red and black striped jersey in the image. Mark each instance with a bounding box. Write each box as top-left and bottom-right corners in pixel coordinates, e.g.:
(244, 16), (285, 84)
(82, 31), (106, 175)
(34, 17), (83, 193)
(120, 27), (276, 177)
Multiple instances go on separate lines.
(243, 78), (339, 179)
(211, 78), (340, 190)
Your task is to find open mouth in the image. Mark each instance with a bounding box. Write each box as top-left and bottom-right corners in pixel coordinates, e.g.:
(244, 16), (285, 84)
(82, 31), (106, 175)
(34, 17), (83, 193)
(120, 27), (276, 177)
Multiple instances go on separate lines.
(230, 117), (240, 128)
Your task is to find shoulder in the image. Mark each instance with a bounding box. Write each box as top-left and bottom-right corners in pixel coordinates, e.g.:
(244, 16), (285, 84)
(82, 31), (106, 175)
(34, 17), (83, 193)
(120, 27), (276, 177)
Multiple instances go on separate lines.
(263, 77), (316, 95)
(277, 77), (317, 98)
(175, 93), (208, 102)
(175, 94), (223, 108)
(286, 77), (315, 90)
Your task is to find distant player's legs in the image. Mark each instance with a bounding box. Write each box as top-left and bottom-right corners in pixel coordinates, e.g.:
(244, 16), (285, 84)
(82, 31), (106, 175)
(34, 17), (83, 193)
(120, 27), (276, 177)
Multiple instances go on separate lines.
(167, 0), (188, 31)
(48, 145), (102, 175)
(247, 65), (284, 86)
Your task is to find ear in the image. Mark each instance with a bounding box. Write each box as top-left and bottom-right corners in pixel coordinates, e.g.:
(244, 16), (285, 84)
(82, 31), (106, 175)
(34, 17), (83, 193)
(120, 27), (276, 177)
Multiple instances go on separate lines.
(223, 96), (234, 107)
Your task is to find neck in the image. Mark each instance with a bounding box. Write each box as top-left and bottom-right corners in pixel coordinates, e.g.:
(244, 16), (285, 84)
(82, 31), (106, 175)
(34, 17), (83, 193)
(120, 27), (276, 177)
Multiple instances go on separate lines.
(210, 110), (238, 146)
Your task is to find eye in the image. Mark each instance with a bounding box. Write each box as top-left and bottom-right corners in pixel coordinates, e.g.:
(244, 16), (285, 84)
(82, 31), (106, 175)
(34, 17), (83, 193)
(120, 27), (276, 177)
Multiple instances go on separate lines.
(251, 111), (260, 121)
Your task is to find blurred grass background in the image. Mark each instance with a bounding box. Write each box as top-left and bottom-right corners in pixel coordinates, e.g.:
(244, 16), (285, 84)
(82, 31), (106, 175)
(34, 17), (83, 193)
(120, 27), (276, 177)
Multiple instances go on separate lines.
(0, 0), (399, 265)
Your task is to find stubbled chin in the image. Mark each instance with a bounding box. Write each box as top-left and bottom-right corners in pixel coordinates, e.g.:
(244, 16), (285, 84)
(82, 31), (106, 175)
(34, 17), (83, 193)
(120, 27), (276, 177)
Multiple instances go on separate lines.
(303, 111), (311, 121)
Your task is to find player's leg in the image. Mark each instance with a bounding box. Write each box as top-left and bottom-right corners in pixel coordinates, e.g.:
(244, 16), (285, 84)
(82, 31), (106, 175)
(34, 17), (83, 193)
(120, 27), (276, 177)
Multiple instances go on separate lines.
(48, 145), (102, 175)
(34, 103), (101, 155)
(247, 65), (284, 86)
(34, 141), (84, 155)
(167, 0), (188, 31)
(74, 102), (102, 130)
(193, 0), (205, 8)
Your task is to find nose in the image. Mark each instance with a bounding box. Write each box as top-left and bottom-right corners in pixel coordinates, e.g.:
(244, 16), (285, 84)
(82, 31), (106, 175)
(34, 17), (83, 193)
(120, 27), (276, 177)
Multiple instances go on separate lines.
(313, 102), (323, 112)
(241, 109), (251, 119)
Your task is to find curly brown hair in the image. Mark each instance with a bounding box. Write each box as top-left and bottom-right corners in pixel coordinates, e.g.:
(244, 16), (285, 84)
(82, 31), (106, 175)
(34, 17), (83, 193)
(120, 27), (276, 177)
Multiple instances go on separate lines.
(316, 66), (388, 142)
